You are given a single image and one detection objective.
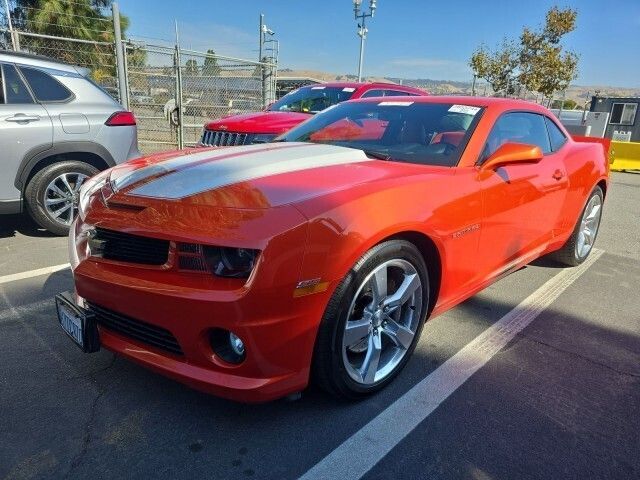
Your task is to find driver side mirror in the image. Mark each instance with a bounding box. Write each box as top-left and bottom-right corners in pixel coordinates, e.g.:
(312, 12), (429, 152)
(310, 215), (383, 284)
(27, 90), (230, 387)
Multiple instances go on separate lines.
(480, 143), (543, 171)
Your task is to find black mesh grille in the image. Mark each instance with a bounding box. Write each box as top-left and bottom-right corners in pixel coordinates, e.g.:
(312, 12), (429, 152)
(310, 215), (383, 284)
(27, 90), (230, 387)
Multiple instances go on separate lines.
(89, 303), (183, 356)
(178, 255), (208, 272)
(92, 228), (169, 266)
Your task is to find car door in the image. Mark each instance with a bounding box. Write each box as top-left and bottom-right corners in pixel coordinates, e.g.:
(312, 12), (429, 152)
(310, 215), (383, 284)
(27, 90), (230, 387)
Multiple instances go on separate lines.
(476, 111), (568, 278)
(0, 63), (52, 204)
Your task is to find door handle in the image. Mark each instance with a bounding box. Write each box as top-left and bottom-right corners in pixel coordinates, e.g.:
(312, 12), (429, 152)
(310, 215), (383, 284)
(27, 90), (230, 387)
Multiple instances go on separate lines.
(6, 114), (40, 122)
(552, 170), (564, 181)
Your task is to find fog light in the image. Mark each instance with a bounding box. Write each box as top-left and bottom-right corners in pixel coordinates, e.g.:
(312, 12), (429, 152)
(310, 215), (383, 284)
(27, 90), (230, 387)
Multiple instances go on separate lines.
(229, 332), (245, 356)
(209, 328), (246, 364)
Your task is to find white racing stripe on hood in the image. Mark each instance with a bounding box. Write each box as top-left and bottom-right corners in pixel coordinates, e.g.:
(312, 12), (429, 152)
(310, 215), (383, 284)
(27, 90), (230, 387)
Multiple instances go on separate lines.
(128, 142), (371, 200)
(113, 143), (279, 191)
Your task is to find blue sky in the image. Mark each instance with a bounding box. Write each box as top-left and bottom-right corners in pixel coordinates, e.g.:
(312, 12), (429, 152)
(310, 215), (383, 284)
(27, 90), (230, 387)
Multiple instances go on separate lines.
(117, 0), (640, 87)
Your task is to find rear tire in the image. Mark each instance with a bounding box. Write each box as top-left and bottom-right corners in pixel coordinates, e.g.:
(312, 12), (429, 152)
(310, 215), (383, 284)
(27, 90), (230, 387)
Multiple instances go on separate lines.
(312, 240), (429, 400)
(25, 161), (98, 236)
(551, 186), (604, 266)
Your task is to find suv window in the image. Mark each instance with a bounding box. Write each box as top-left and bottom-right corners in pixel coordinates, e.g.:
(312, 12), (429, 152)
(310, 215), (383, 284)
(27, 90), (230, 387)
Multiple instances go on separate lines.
(1, 64), (34, 104)
(19, 66), (73, 102)
(482, 112), (551, 161)
(544, 116), (567, 151)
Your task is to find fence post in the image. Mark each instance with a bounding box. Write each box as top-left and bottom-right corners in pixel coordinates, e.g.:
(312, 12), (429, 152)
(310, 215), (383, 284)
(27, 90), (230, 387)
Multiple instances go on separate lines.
(112, 2), (128, 109)
(3, 0), (19, 50)
(174, 21), (184, 150)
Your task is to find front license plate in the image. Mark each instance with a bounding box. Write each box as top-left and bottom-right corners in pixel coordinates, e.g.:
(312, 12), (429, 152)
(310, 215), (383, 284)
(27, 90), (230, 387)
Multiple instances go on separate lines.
(56, 292), (100, 353)
(58, 303), (84, 347)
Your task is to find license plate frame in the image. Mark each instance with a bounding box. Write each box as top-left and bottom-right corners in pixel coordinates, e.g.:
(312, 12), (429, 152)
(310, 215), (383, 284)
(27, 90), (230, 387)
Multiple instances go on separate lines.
(56, 292), (100, 353)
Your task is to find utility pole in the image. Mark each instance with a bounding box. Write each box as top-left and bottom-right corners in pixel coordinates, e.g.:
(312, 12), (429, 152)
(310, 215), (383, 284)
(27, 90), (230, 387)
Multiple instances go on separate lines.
(353, 0), (377, 82)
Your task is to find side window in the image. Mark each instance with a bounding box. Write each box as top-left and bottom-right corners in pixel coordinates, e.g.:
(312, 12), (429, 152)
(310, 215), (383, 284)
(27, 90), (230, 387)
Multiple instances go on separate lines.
(1, 64), (34, 104)
(19, 66), (73, 102)
(360, 89), (386, 98)
(384, 90), (418, 97)
(544, 116), (567, 152)
(482, 112), (551, 161)
(609, 102), (637, 125)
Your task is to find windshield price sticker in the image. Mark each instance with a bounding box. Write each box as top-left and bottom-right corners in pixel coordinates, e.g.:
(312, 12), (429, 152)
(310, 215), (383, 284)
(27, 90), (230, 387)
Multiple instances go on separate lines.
(449, 104), (481, 115)
(311, 86), (326, 90)
(342, 87), (356, 92)
(378, 101), (414, 106)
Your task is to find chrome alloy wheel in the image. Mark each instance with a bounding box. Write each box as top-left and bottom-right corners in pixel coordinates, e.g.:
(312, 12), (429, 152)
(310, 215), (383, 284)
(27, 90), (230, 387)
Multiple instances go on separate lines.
(342, 259), (423, 385)
(44, 172), (88, 226)
(576, 193), (602, 259)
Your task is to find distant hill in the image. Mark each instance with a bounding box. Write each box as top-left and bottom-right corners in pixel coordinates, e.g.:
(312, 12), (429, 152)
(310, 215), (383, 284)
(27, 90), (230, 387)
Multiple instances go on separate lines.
(281, 69), (640, 106)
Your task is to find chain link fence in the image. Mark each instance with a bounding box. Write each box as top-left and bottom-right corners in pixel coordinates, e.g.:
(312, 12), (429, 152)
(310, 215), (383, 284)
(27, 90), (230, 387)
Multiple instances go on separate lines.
(1, 1), (277, 153)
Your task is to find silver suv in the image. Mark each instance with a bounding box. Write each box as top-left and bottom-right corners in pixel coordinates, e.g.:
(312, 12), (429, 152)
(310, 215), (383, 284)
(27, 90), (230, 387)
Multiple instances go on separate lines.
(0, 51), (139, 234)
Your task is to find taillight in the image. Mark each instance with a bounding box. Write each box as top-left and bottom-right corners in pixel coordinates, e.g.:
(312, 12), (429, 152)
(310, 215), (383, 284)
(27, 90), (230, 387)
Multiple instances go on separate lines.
(105, 111), (136, 126)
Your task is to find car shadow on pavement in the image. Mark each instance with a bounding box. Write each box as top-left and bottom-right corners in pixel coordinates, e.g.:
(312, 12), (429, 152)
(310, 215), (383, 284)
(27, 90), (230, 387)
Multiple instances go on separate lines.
(0, 214), (57, 239)
(2, 256), (639, 480)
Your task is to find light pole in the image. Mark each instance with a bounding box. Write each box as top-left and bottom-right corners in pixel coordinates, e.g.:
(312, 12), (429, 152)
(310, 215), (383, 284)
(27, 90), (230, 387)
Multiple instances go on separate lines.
(353, 0), (377, 82)
(258, 14), (276, 107)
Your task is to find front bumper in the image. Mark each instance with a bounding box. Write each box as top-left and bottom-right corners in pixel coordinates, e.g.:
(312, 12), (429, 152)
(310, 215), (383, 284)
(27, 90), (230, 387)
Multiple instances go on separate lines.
(67, 212), (331, 403)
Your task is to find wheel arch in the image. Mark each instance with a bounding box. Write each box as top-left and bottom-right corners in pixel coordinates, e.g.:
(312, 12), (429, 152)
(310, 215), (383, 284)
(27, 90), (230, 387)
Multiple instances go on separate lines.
(378, 230), (443, 317)
(15, 141), (116, 191)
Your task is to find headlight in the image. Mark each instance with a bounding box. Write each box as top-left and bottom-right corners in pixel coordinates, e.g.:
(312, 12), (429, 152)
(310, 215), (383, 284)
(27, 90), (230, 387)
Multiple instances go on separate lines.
(177, 243), (259, 279)
(251, 133), (277, 144)
(78, 170), (110, 219)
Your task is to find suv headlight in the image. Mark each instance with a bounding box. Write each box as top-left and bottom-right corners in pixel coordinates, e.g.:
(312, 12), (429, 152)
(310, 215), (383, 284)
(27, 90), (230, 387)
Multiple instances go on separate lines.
(251, 133), (277, 144)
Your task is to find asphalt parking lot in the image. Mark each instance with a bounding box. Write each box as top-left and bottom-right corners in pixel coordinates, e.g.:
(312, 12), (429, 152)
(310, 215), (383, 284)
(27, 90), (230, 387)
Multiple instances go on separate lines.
(1, 172), (639, 480)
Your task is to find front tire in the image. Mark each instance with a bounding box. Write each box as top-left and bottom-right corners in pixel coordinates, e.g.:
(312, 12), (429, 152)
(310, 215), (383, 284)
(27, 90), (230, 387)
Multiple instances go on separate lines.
(312, 240), (429, 400)
(551, 185), (604, 266)
(25, 161), (98, 236)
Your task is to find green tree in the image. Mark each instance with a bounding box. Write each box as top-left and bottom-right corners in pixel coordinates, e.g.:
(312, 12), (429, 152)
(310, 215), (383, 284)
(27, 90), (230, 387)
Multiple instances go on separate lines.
(202, 49), (221, 76)
(469, 40), (519, 96)
(9, 0), (144, 85)
(518, 7), (578, 98)
(470, 6), (579, 99)
(185, 59), (199, 76)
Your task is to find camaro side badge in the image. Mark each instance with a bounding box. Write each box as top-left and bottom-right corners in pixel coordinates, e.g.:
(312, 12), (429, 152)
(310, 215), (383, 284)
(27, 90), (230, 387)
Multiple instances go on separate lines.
(453, 223), (480, 239)
(294, 278), (329, 297)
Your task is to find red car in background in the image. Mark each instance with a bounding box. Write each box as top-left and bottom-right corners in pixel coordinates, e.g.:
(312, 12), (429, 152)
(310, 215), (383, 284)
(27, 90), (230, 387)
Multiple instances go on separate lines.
(200, 82), (426, 147)
(57, 97), (608, 403)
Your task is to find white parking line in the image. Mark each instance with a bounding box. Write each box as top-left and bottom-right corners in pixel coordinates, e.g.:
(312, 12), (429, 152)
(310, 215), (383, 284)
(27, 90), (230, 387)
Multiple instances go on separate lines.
(300, 248), (604, 480)
(0, 263), (70, 285)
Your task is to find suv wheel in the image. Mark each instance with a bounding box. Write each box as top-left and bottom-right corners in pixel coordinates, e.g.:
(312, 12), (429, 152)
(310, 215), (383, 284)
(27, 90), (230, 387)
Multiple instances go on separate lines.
(25, 161), (98, 235)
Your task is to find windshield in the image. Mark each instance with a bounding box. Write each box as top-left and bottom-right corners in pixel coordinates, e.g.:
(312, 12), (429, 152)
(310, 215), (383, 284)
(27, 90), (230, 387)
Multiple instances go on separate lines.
(277, 101), (484, 167)
(268, 86), (356, 114)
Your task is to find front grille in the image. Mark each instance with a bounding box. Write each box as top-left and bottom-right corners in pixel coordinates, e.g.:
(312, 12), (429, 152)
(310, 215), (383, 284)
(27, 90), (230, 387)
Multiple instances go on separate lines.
(89, 303), (183, 356)
(201, 129), (249, 147)
(92, 228), (169, 266)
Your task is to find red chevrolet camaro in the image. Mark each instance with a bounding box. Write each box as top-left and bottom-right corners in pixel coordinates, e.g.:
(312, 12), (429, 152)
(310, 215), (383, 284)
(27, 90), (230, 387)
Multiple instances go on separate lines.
(56, 97), (609, 402)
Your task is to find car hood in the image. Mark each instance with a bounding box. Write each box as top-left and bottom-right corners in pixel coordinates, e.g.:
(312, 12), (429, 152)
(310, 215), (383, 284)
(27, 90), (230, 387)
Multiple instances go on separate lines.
(85, 142), (451, 247)
(204, 111), (311, 134)
(106, 142), (408, 210)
